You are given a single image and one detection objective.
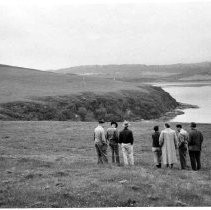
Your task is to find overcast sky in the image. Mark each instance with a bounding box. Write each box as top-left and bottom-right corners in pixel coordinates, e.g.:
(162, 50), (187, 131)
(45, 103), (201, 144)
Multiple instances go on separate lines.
(0, 0), (211, 70)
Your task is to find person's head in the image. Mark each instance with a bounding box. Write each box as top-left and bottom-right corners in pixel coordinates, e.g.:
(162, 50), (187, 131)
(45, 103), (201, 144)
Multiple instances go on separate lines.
(190, 122), (196, 129)
(111, 121), (118, 128)
(176, 124), (182, 132)
(154, 126), (159, 132)
(123, 120), (129, 128)
(164, 123), (170, 128)
(98, 119), (105, 126)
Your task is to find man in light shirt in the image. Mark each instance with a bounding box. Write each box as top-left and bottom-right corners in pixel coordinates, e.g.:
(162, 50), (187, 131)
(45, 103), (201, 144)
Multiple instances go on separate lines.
(176, 124), (189, 170)
(94, 119), (108, 164)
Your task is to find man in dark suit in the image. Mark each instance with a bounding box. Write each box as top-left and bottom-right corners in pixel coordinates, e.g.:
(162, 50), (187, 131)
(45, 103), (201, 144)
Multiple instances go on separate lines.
(188, 122), (204, 171)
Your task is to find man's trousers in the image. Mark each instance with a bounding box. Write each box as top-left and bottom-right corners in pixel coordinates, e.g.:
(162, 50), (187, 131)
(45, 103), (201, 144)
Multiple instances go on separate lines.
(179, 147), (187, 169)
(121, 143), (134, 166)
(95, 143), (108, 164)
(189, 150), (201, 170)
(109, 143), (120, 164)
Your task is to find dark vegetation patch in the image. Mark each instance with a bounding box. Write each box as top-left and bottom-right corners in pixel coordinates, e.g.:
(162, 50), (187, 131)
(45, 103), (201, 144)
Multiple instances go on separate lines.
(0, 86), (178, 121)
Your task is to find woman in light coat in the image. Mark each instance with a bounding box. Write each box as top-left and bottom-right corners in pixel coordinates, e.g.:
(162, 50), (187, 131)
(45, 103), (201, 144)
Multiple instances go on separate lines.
(159, 123), (178, 168)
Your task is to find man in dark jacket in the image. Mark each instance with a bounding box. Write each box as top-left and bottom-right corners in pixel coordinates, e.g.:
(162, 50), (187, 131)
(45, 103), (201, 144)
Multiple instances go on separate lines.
(152, 126), (161, 168)
(188, 122), (203, 171)
(119, 121), (134, 166)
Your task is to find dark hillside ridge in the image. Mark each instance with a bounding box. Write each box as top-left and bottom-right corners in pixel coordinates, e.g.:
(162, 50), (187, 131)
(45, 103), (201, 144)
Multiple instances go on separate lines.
(0, 86), (178, 121)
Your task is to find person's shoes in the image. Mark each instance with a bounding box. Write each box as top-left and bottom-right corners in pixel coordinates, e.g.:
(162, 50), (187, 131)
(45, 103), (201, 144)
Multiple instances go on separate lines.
(156, 164), (161, 168)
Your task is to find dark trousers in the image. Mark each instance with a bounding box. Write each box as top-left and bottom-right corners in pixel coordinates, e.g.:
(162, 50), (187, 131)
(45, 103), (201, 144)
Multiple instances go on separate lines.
(109, 143), (120, 164)
(179, 147), (187, 169)
(95, 143), (108, 164)
(189, 150), (201, 170)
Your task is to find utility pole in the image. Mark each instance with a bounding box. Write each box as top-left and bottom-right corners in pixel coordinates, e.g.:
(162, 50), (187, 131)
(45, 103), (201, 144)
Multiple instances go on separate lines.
(82, 74), (86, 89)
(113, 72), (116, 81)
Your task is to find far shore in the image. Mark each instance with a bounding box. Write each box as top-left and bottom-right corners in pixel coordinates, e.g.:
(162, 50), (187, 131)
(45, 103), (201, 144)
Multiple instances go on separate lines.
(146, 81), (211, 88)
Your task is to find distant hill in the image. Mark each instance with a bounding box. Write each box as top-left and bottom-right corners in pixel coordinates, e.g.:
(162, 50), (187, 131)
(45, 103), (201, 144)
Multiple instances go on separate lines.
(53, 62), (211, 83)
(0, 64), (178, 121)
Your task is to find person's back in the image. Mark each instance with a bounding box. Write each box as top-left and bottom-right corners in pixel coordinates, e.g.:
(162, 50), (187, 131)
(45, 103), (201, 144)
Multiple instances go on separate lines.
(159, 123), (178, 168)
(178, 128), (188, 148)
(152, 131), (160, 148)
(188, 129), (203, 151)
(188, 122), (203, 170)
(119, 121), (134, 166)
(94, 125), (106, 145)
(94, 120), (108, 164)
(119, 127), (134, 145)
(106, 122), (120, 164)
(106, 127), (118, 145)
(152, 126), (161, 168)
(161, 128), (177, 147)
(176, 124), (188, 170)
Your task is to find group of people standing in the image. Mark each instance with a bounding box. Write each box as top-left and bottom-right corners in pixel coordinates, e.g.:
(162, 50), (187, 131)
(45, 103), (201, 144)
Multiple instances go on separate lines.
(94, 120), (204, 171)
(94, 120), (134, 166)
(152, 122), (203, 170)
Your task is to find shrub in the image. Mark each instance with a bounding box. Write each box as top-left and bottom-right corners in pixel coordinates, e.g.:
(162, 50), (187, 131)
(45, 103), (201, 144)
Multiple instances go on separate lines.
(77, 107), (87, 121)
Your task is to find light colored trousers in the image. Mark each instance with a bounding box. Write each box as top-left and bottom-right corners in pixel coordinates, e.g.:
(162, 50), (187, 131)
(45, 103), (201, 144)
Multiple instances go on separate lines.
(121, 143), (134, 165)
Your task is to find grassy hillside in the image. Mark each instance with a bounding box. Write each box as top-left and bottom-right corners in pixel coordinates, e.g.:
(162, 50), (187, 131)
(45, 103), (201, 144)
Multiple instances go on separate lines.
(0, 121), (210, 207)
(54, 62), (211, 83)
(0, 64), (179, 121)
(0, 64), (141, 103)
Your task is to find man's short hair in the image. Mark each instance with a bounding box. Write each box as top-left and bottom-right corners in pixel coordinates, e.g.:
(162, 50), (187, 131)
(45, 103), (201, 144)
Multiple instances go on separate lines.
(111, 121), (118, 128)
(176, 124), (182, 128)
(190, 122), (196, 128)
(165, 123), (170, 128)
(154, 126), (159, 131)
(98, 119), (105, 124)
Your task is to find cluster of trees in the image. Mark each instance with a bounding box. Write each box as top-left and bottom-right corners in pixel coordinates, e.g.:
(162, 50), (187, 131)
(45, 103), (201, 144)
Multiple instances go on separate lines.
(0, 87), (178, 121)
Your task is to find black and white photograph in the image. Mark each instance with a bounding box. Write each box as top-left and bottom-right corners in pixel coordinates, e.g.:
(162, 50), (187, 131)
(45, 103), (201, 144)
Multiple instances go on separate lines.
(0, 0), (210, 207)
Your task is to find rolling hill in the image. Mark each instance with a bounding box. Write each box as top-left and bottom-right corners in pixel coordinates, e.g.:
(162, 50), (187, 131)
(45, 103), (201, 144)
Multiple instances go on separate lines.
(53, 62), (211, 83)
(0, 64), (141, 103)
(0, 64), (178, 121)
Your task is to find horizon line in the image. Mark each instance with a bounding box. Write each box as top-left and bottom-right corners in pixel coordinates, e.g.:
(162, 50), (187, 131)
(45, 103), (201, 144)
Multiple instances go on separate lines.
(1, 60), (211, 71)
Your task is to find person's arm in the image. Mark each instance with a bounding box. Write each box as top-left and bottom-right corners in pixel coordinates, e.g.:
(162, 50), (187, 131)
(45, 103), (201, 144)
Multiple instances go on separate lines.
(174, 132), (178, 149)
(130, 131), (134, 145)
(188, 132), (193, 146)
(105, 130), (108, 141)
(200, 132), (204, 143)
(101, 129), (106, 144)
(119, 132), (122, 144)
(159, 131), (164, 147)
(185, 132), (189, 143)
(115, 130), (119, 142)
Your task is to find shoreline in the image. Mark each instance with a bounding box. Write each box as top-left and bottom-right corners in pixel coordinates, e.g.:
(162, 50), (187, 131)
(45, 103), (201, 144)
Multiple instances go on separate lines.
(151, 80), (211, 123)
(156, 103), (199, 122)
(145, 81), (211, 88)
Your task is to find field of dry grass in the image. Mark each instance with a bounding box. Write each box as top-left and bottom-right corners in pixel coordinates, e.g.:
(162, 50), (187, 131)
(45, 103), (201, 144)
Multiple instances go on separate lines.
(0, 121), (210, 207)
